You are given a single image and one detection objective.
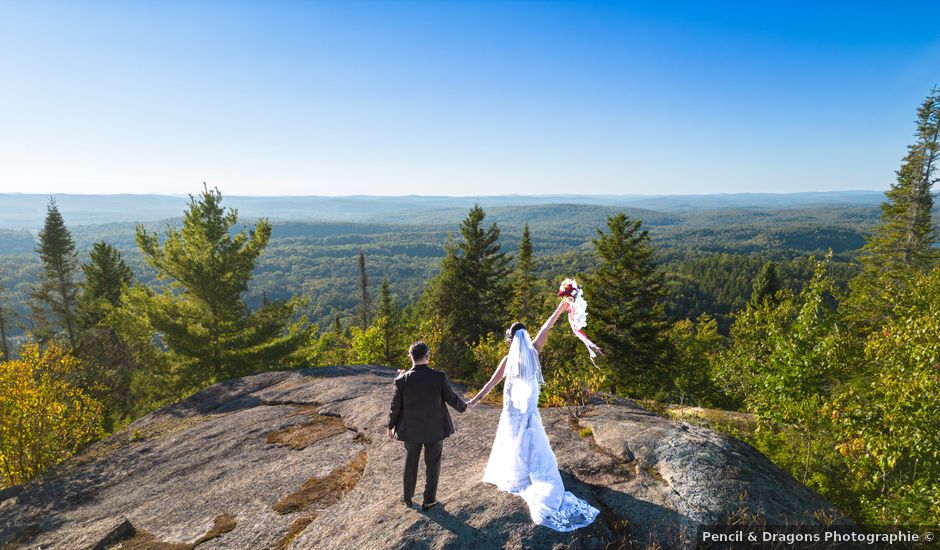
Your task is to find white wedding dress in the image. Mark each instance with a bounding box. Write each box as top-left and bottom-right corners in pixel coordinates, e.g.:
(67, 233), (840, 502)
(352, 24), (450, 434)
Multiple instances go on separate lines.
(481, 330), (599, 531)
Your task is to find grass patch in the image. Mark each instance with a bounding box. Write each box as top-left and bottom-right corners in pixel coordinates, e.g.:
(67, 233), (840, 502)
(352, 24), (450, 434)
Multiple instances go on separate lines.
(273, 515), (317, 550)
(265, 406), (348, 450)
(578, 427), (593, 438)
(272, 451), (367, 515)
(270, 451), (367, 546)
(104, 513), (236, 550)
(192, 513), (236, 546)
(664, 405), (757, 438)
(637, 401), (757, 439)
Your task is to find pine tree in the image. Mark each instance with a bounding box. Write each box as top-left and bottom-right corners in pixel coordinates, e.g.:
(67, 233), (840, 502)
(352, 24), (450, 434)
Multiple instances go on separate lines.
(358, 249), (370, 330)
(510, 224), (537, 326)
(78, 241), (133, 327)
(750, 261), (781, 306)
(848, 88), (940, 330)
(135, 186), (307, 389)
(0, 282), (11, 361)
(423, 205), (511, 378)
(28, 198), (80, 347)
(71, 241), (137, 427)
(428, 206), (511, 344)
(377, 276), (400, 367)
(454, 205), (512, 343)
(584, 213), (674, 397)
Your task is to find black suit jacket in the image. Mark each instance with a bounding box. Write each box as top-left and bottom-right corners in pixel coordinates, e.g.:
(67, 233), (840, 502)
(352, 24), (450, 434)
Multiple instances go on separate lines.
(387, 364), (467, 443)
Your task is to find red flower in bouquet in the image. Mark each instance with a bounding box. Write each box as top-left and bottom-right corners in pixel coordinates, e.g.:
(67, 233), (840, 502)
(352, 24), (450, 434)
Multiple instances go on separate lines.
(558, 283), (577, 299)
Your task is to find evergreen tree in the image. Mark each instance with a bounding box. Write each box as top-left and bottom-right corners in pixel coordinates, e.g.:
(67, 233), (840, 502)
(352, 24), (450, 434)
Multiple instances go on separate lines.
(134, 186), (307, 390)
(420, 237), (469, 373)
(377, 276), (400, 367)
(73, 241), (136, 428)
(421, 205), (512, 379)
(358, 249), (370, 330)
(424, 206), (511, 376)
(451, 204), (512, 343)
(78, 241), (133, 327)
(0, 282), (11, 361)
(848, 88), (940, 330)
(28, 198), (80, 348)
(583, 213), (674, 397)
(510, 224), (537, 326)
(750, 261), (781, 306)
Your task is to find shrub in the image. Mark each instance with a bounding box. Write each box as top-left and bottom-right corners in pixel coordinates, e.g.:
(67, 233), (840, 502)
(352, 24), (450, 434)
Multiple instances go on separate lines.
(0, 340), (103, 487)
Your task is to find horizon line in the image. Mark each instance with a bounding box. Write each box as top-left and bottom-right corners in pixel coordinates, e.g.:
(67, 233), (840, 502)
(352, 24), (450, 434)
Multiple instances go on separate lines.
(0, 189), (887, 199)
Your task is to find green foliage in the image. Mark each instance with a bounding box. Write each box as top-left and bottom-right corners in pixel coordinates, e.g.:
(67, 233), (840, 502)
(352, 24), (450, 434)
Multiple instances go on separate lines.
(28, 198), (80, 347)
(539, 316), (607, 416)
(77, 241), (133, 328)
(667, 313), (727, 407)
(0, 340), (103, 487)
(510, 224), (537, 327)
(750, 261), (781, 306)
(106, 285), (180, 418)
(0, 282), (11, 361)
(828, 266), (940, 525)
(661, 252), (856, 335)
(713, 252), (860, 418)
(712, 252), (873, 518)
(411, 313), (467, 374)
(71, 241), (140, 429)
(304, 326), (351, 367)
(470, 333), (506, 387)
(132, 187), (308, 392)
(0, 203), (881, 341)
(375, 277), (406, 368)
(349, 323), (385, 365)
(422, 205), (512, 379)
(847, 88), (940, 331)
(584, 213), (674, 397)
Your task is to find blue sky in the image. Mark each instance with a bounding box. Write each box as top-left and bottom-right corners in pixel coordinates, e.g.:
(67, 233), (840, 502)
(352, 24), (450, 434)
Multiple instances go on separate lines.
(1, 1), (937, 196)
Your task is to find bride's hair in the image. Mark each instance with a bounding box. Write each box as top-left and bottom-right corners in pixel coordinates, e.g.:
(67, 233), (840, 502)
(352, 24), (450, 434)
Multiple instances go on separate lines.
(505, 322), (526, 343)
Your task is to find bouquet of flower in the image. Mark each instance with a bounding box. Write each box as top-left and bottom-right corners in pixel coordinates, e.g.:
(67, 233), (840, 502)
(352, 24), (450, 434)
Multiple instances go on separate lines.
(557, 278), (602, 365)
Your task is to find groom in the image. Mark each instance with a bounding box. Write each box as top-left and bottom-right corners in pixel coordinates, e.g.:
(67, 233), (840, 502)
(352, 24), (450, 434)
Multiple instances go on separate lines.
(387, 341), (468, 510)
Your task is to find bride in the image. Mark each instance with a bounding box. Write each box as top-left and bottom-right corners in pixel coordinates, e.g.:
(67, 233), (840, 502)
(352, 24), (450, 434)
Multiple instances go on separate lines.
(467, 300), (599, 531)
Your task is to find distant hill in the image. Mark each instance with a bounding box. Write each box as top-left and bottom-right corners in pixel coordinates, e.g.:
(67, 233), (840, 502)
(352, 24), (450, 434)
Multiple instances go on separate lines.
(0, 191), (886, 230)
(5, 191), (933, 339)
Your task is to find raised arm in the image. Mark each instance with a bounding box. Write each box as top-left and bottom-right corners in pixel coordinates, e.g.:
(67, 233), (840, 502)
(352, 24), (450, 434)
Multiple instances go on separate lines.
(467, 355), (508, 407)
(531, 300), (569, 353)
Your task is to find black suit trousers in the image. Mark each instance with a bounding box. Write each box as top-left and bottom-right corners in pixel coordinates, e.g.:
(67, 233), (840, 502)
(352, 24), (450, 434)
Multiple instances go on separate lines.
(402, 440), (443, 504)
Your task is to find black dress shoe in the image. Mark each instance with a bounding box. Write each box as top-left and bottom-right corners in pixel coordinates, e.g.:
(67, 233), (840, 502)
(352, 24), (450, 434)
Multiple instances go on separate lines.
(421, 501), (439, 511)
(400, 497), (414, 508)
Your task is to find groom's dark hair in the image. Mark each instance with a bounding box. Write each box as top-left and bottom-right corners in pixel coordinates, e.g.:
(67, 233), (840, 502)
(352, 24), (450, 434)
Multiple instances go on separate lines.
(409, 341), (429, 361)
